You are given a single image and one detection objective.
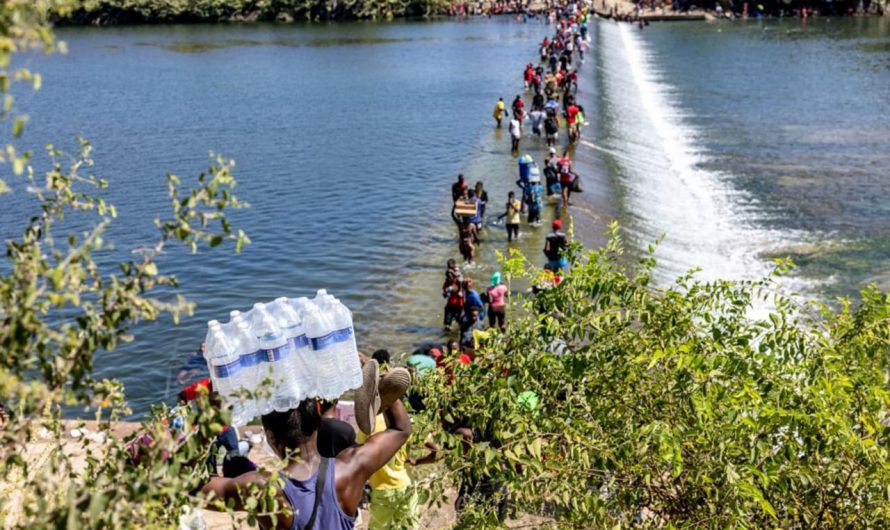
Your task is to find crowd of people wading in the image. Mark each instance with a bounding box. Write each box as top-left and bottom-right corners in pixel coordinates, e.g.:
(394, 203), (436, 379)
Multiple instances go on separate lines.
(159, 3), (595, 530)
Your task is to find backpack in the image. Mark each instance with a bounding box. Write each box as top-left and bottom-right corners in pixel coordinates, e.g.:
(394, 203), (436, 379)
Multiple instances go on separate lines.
(571, 175), (584, 193)
(529, 186), (542, 207)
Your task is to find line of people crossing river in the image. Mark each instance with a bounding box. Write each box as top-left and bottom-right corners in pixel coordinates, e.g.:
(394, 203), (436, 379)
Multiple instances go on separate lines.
(446, 9), (587, 351)
(179, 4), (595, 530)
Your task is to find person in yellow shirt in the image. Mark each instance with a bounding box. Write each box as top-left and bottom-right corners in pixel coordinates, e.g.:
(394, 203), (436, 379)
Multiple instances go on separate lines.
(498, 191), (523, 243)
(357, 413), (418, 529)
(492, 97), (506, 128)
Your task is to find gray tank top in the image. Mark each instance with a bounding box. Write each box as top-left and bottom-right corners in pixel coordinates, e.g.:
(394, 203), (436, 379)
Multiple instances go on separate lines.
(280, 458), (356, 530)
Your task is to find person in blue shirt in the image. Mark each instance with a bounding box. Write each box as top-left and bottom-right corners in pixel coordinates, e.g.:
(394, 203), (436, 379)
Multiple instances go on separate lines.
(526, 175), (544, 225)
(462, 278), (485, 320)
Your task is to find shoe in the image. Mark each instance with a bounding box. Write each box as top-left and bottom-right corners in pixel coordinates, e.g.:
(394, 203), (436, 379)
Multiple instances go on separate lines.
(378, 367), (412, 413)
(354, 359), (380, 436)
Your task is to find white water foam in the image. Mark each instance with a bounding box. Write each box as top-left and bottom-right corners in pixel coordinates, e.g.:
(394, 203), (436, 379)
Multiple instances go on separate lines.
(596, 22), (808, 289)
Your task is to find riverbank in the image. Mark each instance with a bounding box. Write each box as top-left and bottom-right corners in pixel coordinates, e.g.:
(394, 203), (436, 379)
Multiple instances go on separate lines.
(53, 0), (548, 25)
(52, 0), (887, 26)
(2, 419), (552, 529)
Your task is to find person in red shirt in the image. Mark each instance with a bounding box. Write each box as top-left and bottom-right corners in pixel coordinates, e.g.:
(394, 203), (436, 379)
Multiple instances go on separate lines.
(558, 156), (577, 206)
(511, 95), (525, 121)
(523, 63), (534, 89)
(443, 276), (465, 329)
(566, 103), (581, 143)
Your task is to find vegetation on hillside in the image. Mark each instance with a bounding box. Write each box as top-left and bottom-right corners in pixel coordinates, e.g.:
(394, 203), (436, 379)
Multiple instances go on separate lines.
(57, 0), (453, 24)
(410, 227), (890, 527)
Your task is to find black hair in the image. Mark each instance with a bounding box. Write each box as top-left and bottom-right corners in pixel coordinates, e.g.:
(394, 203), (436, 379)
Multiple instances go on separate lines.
(372, 349), (391, 366)
(261, 399), (322, 449)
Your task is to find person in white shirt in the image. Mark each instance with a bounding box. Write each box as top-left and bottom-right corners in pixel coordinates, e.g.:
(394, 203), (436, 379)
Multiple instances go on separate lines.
(509, 117), (522, 153)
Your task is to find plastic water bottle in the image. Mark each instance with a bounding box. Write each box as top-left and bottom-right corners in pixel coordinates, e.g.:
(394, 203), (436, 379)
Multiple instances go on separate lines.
(328, 297), (362, 391)
(302, 303), (341, 400)
(247, 303), (293, 414)
(204, 321), (248, 426)
(178, 507), (207, 530)
(228, 312), (262, 421)
(269, 297), (315, 403)
(312, 291), (345, 396)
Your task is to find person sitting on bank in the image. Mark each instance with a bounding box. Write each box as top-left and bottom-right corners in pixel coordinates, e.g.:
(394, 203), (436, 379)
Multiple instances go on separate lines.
(202, 397), (412, 530)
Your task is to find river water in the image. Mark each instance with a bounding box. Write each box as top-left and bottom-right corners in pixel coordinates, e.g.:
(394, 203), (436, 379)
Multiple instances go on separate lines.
(4, 16), (887, 414)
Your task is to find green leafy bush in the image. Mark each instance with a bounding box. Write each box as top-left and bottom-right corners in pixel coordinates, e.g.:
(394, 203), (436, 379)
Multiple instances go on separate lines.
(413, 223), (890, 528)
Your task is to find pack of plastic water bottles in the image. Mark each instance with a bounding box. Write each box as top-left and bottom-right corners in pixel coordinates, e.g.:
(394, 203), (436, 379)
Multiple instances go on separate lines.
(202, 290), (363, 426)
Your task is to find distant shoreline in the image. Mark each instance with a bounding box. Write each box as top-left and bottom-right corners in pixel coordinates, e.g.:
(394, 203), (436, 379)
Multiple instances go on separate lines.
(51, 0), (887, 27)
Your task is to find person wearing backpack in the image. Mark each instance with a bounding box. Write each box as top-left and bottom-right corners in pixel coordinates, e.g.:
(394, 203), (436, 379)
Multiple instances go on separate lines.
(526, 172), (544, 225)
(543, 219), (569, 272)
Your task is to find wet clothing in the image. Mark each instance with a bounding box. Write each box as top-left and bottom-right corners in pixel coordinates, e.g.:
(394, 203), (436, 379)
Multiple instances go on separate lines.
(280, 458), (356, 530)
(506, 223), (519, 241)
(444, 304), (463, 327)
(488, 306), (506, 329)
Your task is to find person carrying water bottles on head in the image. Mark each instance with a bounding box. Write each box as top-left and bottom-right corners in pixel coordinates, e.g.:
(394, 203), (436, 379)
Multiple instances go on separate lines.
(543, 219), (569, 273)
(202, 393), (413, 530)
